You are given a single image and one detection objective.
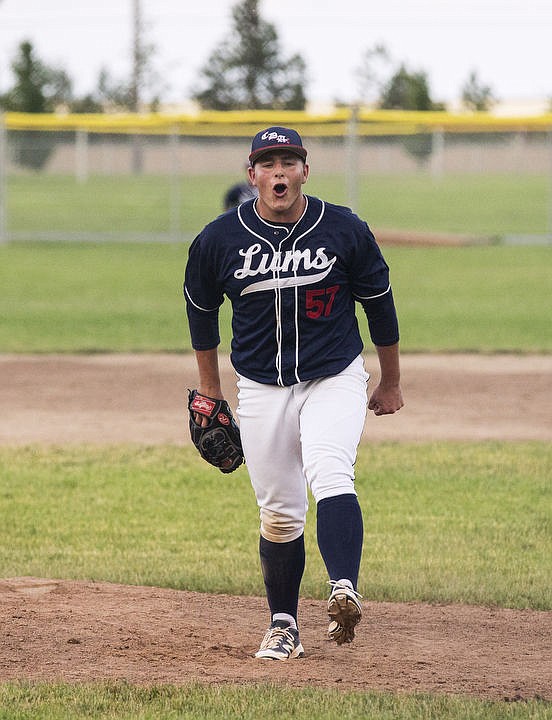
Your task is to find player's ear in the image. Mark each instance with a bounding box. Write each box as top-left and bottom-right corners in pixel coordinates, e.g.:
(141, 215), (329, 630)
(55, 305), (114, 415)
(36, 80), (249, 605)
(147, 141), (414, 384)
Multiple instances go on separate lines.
(248, 164), (256, 186)
(302, 162), (310, 184)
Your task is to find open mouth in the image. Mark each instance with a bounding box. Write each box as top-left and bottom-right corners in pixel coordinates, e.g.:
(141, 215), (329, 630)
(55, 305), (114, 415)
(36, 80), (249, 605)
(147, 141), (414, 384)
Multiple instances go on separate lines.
(273, 183), (287, 197)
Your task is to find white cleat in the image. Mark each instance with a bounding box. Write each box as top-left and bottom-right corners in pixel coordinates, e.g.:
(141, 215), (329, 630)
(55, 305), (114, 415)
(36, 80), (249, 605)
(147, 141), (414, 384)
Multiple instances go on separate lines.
(327, 579), (362, 645)
(254, 620), (305, 660)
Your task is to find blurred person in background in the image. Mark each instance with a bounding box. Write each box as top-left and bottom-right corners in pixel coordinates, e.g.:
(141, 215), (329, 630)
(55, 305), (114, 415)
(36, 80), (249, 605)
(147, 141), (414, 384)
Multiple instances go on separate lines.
(223, 163), (258, 210)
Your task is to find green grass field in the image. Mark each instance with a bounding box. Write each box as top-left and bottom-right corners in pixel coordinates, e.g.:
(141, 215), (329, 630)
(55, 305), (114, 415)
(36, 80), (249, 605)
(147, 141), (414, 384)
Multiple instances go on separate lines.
(0, 241), (550, 352)
(1, 443), (550, 609)
(1, 442), (551, 718)
(5, 172), (550, 238)
(1, 216), (550, 716)
(2, 682), (551, 720)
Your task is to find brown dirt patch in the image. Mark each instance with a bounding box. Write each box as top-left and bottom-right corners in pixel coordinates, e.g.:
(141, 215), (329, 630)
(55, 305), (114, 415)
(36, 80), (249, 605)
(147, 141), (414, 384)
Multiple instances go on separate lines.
(1, 578), (550, 700)
(1, 352), (551, 444)
(1, 353), (551, 700)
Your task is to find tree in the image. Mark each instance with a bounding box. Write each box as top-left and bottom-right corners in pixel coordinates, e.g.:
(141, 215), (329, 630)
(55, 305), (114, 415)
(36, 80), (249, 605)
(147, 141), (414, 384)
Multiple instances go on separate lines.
(95, 68), (136, 111)
(0, 40), (73, 170)
(95, 0), (161, 112)
(67, 93), (104, 114)
(461, 70), (496, 111)
(355, 44), (391, 106)
(0, 40), (72, 112)
(192, 0), (307, 110)
(377, 64), (445, 167)
(378, 64), (437, 111)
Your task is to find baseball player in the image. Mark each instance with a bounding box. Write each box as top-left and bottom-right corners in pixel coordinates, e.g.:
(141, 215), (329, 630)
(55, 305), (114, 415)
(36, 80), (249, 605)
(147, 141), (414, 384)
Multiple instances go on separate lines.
(184, 126), (403, 660)
(223, 164), (259, 211)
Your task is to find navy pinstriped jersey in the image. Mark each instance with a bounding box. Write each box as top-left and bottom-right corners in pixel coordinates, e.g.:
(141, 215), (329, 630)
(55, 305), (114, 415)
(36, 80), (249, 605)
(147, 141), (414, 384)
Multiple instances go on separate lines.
(184, 195), (399, 386)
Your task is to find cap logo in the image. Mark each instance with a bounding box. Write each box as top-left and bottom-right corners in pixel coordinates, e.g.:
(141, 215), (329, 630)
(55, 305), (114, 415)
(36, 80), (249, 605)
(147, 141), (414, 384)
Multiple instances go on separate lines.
(261, 131), (290, 145)
(249, 126), (306, 164)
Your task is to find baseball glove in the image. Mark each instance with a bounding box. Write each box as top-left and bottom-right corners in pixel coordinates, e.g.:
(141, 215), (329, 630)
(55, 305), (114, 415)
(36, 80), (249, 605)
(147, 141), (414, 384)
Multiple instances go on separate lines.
(188, 389), (244, 474)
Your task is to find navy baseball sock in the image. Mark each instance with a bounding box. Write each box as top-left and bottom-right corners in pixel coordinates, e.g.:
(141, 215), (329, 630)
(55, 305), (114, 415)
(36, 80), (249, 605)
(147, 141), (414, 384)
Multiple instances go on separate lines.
(259, 534), (305, 623)
(316, 494), (363, 589)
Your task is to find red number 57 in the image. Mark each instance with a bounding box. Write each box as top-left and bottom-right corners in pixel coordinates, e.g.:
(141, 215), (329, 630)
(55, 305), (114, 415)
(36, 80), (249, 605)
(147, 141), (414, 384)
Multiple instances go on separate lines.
(305, 285), (340, 319)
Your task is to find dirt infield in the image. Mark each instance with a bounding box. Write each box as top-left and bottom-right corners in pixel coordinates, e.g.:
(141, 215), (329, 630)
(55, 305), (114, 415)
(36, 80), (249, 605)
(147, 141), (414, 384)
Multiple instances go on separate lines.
(2, 577), (551, 700)
(1, 352), (551, 444)
(1, 353), (551, 700)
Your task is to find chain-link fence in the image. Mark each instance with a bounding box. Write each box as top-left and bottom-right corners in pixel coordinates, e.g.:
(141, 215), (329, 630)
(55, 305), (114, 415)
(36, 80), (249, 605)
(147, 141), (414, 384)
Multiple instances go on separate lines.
(1, 111), (551, 244)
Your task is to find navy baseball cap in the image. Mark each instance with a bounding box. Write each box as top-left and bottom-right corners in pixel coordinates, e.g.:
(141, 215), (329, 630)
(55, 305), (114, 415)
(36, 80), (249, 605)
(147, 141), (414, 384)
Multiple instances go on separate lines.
(249, 126), (307, 165)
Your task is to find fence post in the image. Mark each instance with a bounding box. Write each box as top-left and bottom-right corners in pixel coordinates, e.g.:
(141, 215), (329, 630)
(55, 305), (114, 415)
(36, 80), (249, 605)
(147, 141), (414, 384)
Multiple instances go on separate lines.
(430, 127), (445, 180)
(131, 132), (144, 174)
(0, 114), (7, 244)
(169, 129), (181, 241)
(75, 128), (89, 184)
(346, 104), (359, 212)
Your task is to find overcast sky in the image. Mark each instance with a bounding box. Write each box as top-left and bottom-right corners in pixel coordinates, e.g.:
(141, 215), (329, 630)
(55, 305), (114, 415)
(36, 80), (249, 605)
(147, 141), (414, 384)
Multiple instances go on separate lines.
(0, 0), (550, 109)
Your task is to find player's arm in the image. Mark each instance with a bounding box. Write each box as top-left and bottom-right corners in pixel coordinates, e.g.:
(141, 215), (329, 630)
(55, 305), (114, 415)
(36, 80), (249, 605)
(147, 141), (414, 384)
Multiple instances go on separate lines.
(184, 233), (227, 422)
(195, 348), (223, 399)
(349, 223), (404, 415)
(360, 293), (403, 415)
(368, 342), (404, 416)
(190, 347), (224, 429)
(184, 228), (227, 394)
(354, 266), (403, 415)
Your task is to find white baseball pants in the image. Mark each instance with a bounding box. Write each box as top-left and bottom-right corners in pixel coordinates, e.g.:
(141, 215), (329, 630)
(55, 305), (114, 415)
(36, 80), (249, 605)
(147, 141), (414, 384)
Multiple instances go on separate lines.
(236, 355), (369, 543)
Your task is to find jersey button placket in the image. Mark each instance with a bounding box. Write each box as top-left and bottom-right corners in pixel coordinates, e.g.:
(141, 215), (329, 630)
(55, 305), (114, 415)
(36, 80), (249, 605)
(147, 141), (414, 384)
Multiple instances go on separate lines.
(278, 287), (299, 386)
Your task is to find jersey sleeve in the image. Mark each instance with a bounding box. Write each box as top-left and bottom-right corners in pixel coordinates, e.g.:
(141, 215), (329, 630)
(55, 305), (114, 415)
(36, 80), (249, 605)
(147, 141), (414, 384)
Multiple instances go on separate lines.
(349, 221), (400, 347)
(184, 231), (225, 350)
(359, 289), (399, 346)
